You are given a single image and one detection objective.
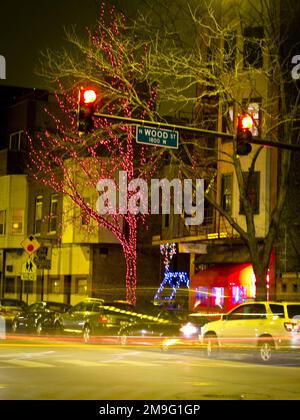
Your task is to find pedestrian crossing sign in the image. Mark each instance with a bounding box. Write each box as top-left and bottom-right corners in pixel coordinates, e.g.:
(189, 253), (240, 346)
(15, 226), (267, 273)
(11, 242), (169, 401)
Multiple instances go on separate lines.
(21, 258), (37, 281)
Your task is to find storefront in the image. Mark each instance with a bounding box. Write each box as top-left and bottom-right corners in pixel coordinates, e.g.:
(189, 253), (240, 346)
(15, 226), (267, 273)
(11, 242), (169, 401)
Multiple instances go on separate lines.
(190, 263), (256, 313)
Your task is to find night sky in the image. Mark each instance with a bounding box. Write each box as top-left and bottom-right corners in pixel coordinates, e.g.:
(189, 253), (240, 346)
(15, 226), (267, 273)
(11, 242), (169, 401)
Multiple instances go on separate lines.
(0, 0), (140, 89)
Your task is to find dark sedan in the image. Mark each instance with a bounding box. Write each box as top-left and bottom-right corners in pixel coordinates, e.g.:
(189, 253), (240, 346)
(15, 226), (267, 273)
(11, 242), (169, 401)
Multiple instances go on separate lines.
(58, 299), (137, 342)
(0, 298), (28, 330)
(118, 309), (190, 346)
(12, 301), (71, 335)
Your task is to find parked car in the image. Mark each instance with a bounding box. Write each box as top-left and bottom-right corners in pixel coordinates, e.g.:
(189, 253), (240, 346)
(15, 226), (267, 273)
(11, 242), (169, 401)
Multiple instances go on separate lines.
(12, 301), (71, 335)
(118, 309), (190, 346)
(0, 298), (28, 330)
(58, 299), (137, 342)
(200, 301), (300, 361)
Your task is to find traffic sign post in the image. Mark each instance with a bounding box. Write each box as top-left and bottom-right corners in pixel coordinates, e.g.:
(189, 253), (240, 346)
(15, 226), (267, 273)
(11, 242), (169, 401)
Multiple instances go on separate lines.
(21, 258), (37, 281)
(136, 125), (179, 149)
(20, 235), (41, 255)
(33, 246), (52, 270)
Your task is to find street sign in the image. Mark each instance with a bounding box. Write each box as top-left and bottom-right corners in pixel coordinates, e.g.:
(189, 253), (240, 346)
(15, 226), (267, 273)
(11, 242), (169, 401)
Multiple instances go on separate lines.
(33, 246), (52, 269)
(21, 258), (37, 281)
(20, 235), (41, 255)
(136, 125), (179, 149)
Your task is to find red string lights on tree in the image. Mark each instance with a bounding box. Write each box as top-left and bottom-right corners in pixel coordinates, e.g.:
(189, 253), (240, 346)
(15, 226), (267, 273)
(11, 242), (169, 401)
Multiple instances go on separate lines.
(27, 2), (162, 305)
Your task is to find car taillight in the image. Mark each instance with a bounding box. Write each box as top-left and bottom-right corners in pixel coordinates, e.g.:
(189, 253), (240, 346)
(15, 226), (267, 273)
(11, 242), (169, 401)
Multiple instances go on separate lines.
(284, 322), (300, 332)
(98, 315), (108, 323)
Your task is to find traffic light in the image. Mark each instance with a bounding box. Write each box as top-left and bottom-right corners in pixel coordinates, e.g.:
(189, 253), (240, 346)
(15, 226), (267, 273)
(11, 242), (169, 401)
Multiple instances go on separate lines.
(77, 87), (97, 133)
(236, 114), (253, 156)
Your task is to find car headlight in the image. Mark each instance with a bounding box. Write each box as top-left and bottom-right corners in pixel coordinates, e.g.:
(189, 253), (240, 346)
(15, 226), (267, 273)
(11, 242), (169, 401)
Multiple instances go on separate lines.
(180, 322), (199, 337)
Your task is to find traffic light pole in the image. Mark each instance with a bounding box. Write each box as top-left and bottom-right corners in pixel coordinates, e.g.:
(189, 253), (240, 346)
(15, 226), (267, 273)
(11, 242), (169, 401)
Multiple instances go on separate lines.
(94, 112), (233, 139)
(94, 112), (300, 152)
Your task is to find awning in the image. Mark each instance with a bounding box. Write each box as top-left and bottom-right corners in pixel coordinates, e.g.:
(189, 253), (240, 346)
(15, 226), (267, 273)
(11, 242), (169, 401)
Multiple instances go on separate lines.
(191, 263), (253, 288)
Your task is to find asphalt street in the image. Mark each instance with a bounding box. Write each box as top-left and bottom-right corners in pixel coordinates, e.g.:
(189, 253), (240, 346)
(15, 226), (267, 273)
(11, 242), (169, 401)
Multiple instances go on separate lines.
(0, 337), (300, 400)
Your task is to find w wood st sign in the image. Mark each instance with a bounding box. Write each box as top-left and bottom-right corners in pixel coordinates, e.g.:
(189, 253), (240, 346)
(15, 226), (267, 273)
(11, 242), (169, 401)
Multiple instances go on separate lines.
(136, 125), (179, 149)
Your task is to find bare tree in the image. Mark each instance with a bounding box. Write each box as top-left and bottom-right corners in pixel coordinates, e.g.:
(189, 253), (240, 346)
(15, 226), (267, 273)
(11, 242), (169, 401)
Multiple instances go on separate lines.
(132, 0), (300, 300)
(27, 3), (164, 304)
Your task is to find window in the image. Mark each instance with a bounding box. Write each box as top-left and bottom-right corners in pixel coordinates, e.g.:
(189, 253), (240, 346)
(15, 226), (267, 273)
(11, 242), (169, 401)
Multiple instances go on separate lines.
(4, 278), (15, 294)
(163, 213), (169, 228)
(76, 278), (87, 295)
(243, 26), (264, 69)
(34, 195), (43, 235)
(269, 304), (284, 318)
(243, 101), (261, 137)
(228, 303), (266, 320)
(48, 279), (60, 294)
(211, 287), (224, 307)
(224, 31), (236, 69)
(239, 172), (260, 214)
(195, 287), (209, 305)
(9, 130), (24, 151)
(49, 194), (59, 233)
(11, 209), (24, 234)
(0, 210), (6, 235)
(221, 173), (233, 213)
(232, 286), (247, 305)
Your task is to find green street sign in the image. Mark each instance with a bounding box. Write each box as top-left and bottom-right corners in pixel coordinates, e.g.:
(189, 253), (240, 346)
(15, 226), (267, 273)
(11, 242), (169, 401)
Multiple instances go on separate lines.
(136, 125), (179, 149)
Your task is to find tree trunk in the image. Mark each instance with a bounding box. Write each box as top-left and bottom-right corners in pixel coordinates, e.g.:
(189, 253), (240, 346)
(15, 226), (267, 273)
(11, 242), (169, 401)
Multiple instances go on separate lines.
(124, 247), (137, 305)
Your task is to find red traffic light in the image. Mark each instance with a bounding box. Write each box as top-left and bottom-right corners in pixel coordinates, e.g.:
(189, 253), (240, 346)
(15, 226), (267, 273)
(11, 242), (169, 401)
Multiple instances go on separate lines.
(236, 113), (253, 156)
(77, 87), (98, 133)
(82, 89), (97, 104)
(239, 114), (253, 131)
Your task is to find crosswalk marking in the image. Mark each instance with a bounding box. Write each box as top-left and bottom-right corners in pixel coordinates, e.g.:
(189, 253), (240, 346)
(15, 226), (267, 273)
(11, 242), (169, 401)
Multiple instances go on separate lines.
(3, 359), (54, 368)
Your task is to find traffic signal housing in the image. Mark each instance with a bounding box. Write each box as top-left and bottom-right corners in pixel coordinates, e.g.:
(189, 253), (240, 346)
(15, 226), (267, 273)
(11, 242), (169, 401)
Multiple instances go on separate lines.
(236, 114), (253, 156)
(77, 87), (97, 133)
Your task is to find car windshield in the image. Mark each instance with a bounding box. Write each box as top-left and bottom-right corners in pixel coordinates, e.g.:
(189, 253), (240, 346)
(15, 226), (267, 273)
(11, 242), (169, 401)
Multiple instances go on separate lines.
(287, 304), (300, 319)
(45, 303), (69, 313)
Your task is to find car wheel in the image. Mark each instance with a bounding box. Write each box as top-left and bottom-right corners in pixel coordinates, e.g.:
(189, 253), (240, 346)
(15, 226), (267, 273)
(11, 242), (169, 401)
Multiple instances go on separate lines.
(36, 321), (43, 336)
(12, 319), (18, 333)
(54, 321), (62, 335)
(258, 340), (273, 362)
(83, 325), (91, 343)
(204, 332), (219, 357)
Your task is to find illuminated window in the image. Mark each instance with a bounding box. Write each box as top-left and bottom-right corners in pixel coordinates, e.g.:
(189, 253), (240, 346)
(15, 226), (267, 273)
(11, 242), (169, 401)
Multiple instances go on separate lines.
(76, 278), (88, 294)
(34, 195), (43, 235)
(11, 209), (24, 234)
(48, 279), (60, 294)
(195, 287), (209, 305)
(49, 194), (59, 233)
(0, 210), (6, 235)
(211, 287), (224, 307)
(232, 286), (246, 305)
